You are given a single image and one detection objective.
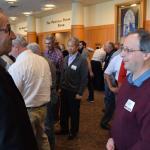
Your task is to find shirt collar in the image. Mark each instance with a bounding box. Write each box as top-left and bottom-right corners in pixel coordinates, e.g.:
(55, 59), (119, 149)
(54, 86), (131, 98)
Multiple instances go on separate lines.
(128, 69), (150, 87)
(69, 52), (78, 58)
(16, 49), (32, 61)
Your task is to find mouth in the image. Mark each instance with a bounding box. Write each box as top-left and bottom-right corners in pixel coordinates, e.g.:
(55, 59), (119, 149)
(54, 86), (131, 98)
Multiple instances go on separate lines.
(123, 59), (128, 63)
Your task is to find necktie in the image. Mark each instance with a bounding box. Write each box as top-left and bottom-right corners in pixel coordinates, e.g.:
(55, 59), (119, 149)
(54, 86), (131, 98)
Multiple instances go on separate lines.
(118, 60), (127, 84)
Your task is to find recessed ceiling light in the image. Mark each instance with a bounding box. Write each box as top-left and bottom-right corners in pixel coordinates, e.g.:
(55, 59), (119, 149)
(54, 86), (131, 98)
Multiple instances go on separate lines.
(44, 4), (55, 8)
(9, 16), (17, 21)
(22, 12), (32, 16)
(121, 5), (125, 8)
(5, 0), (17, 4)
(131, 4), (137, 7)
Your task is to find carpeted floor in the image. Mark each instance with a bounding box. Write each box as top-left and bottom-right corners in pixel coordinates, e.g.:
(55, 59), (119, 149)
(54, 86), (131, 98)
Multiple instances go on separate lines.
(55, 89), (109, 150)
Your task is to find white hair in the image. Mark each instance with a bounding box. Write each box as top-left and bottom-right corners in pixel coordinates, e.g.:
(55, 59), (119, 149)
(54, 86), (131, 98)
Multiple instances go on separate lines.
(12, 34), (28, 47)
(27, 42), (41, 54)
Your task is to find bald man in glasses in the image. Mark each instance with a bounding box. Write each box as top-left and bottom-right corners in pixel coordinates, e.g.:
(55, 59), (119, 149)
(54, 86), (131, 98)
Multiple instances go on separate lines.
(0, 9), (38, 150)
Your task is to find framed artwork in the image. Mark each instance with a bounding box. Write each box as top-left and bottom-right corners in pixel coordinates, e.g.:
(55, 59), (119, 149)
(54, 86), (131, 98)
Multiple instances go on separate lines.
(115, 0), (146, 42)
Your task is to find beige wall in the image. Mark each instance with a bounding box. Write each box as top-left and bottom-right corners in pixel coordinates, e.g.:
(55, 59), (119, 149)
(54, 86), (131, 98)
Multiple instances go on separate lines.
(55, 32), (71, 47)
(84, 1), (114, 26)
(13, 0), (150, 33)
(12, 21), (27, 35)
(41, 11), (71, 32)
(12, 0), (150, 48)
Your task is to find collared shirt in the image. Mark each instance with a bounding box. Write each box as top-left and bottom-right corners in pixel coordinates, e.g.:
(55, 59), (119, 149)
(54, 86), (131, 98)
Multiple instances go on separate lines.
(68, 52), (78, 66)
(8, 50), (51, 107)
(44, 48), (63, 72)
(128, 69), (150, 87)
(105, 54), (123, 81)
(92, 48), (106, 63)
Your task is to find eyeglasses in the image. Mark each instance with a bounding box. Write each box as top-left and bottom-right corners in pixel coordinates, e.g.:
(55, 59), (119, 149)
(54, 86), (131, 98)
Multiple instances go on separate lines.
(0, 24), (11, 35)
(120, 46), (143, 53)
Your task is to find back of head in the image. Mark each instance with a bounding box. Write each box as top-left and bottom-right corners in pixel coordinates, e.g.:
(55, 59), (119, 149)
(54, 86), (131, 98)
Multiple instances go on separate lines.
(27, 42), (41, 55)
(108, 42), (115, 50)
(13, 34), (28, 48)
(79, 41), (87, 47)
(104, 41), (115, 53)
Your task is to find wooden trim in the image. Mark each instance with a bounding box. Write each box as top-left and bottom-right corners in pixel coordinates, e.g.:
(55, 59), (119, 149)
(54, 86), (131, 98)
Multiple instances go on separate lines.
(71, 25), (84, 40)
(27, 32), (37, 43)
(85, 24), (114, 30)
(145, 20), (150, 32)
(71, 25), (84, 29)
(84, 24), (114, 48)
(114, 4), (118, 43)
(141, 0), (146, 28)
(41, 29), (71, 35)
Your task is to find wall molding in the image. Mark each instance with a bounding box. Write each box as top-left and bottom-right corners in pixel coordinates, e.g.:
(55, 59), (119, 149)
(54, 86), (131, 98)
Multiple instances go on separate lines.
(145, 20), (150, 32)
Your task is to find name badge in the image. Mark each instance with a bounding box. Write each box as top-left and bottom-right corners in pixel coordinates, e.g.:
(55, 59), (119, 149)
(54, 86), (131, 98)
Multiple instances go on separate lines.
(124, 99), (135, 112)
(71, 65), (77, 70)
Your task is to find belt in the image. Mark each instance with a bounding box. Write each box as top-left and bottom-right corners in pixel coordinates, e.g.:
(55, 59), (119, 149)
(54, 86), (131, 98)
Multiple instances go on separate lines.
(27, 103), (48, 110)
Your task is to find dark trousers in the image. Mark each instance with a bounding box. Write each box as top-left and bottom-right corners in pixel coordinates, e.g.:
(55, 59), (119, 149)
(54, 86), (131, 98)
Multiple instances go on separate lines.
(87, 73), (94, 101)
(60, 89), (80, 134)
(45, 102), (55, 150)
(101, 81), (115, 125)
(91, 60), (104, 91)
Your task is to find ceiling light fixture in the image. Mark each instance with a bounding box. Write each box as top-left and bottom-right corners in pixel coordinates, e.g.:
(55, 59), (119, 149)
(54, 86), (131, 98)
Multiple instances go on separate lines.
(5, 0), (17, 4)
(131, 4), (137, 7)
(9, 16), (17, 21)
(42, 4), (55, 11)
(44, 4), (55, 8)
(22, 12), (32, 16)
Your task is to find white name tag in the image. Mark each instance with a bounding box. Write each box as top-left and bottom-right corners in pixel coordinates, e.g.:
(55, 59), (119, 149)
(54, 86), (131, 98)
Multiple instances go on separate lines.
(71, 65), (77, 70)
(124, 99), (135, 112)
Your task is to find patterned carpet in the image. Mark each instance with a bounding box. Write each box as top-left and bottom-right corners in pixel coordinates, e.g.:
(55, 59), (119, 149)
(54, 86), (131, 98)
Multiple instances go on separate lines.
(55, 89), (109, 150)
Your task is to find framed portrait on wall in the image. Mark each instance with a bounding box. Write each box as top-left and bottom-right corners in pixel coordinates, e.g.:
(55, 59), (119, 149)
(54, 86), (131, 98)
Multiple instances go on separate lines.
(115, 0), (146, 42)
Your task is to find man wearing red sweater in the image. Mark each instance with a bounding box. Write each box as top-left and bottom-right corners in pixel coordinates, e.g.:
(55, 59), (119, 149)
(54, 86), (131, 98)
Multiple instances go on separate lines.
(106, 29), (150, 150)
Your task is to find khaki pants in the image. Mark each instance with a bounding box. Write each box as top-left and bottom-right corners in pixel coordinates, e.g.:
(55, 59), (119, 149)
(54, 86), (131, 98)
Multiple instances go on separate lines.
(27, 106), (50, 150)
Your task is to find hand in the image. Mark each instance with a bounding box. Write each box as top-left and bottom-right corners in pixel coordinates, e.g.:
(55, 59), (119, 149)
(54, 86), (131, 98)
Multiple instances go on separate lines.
(106, 138), (115, 150)
(89, 71), (94, 78)
(110, 87), (119, 94)
(75, 94), (82, 100)
(58, 89), (61, 96)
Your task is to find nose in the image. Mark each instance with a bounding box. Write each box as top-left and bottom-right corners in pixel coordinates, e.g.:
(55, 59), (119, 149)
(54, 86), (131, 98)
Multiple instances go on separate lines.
(120, 50), (126, 58)
(10, 30), (16, 40)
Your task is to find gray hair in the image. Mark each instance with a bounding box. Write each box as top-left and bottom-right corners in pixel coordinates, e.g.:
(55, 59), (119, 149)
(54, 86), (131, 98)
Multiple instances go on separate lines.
(45, 34), (55, 43)
(27, 42), (41, 54)
(12, 34), (28, 47)
(135, 29), (150, 53)
(67, 37), (79, 47)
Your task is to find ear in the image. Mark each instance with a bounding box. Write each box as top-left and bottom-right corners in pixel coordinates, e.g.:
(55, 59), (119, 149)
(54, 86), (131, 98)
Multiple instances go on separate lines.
(143, 53), (150, 61)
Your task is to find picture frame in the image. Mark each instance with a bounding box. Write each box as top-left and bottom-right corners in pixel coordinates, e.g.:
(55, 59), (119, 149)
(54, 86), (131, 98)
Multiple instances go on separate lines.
(114, 0), (146, 42)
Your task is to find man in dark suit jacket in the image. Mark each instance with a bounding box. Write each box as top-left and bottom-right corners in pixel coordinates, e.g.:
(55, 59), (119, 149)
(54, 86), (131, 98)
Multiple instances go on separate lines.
(59, 37), (88, 140)
(0, 9), (38, 150)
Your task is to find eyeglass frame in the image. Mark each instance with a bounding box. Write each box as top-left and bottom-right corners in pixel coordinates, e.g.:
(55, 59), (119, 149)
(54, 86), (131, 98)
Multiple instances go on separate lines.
(120, 46), (145, 53)
(0, 24), (11, 35)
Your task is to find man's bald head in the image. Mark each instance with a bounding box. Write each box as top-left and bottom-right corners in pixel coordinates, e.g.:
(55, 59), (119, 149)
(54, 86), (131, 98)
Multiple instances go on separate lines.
(0, 8), (16, 55)
(0, 9), (8, 28)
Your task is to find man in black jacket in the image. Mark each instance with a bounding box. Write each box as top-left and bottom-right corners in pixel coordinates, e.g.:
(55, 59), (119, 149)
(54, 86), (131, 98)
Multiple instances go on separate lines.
(0, 9), (38, 150)
(59, 37), (88, 140)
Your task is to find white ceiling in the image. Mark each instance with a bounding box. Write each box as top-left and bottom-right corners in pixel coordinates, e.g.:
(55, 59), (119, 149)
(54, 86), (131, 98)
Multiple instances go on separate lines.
(0, 0), (112, 24)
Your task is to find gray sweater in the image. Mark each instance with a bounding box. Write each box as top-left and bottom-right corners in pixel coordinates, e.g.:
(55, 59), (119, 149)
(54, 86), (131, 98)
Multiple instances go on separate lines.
(61, 53), (88, 95)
